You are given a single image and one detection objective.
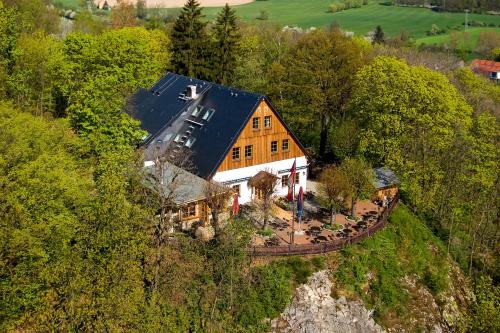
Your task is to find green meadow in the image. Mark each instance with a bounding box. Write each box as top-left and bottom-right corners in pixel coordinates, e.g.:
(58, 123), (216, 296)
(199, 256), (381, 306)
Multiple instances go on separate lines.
(417, 27), (500, 50)
(201, 0), (499, 39)
(56, 0), (499, 46)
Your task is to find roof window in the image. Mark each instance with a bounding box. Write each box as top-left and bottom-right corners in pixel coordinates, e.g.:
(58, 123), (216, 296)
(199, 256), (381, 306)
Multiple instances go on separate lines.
(185, 137), (196, 148)
(191, 105), (203, 117)
(202, 108), (215, 121)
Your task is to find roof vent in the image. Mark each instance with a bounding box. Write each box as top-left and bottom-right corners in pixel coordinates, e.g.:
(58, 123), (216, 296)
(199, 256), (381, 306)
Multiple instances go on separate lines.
(186, 85), (199, 99)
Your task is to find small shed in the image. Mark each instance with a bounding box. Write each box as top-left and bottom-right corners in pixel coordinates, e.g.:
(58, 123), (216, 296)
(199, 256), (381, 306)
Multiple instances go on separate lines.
(372, 167), (399, 201)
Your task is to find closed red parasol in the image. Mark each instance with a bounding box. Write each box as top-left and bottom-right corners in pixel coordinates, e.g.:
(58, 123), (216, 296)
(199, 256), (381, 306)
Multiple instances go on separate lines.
(232, 193), (239, 216)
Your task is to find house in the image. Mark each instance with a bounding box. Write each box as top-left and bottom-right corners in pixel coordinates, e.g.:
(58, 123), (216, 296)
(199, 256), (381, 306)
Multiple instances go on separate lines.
(471, 59), (500, 82)
(372, 167), (399, 202)
(128, 72), (308, 208)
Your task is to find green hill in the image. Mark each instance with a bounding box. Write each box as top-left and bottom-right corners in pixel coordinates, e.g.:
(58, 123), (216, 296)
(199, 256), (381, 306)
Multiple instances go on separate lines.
(332, 205), (472, 331)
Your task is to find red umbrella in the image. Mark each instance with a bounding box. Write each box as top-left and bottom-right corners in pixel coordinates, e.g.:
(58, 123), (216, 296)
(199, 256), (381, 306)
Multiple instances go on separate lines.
(232, 193), (239, 216)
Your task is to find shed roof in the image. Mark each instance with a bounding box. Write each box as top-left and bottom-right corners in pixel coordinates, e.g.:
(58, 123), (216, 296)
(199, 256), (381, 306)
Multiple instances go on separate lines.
(143, 162), (227, 205)
(373, 167), (399, 190)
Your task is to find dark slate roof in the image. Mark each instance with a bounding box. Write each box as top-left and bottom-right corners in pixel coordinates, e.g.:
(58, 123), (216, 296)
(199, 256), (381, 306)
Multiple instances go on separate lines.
(128, 72), (306, 179)
(373, 167), (399, 190)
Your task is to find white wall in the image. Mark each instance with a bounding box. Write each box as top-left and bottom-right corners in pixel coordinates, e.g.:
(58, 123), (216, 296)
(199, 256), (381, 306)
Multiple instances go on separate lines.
(213, 156), (308, 204)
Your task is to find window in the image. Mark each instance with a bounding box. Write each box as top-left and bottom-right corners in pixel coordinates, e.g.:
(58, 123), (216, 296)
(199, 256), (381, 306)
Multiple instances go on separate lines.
(264, 115), (272, 128)
(185, 137), (196, 148)
(202, 108), (215, 121)
(281, 175), (289, 188)
(232, 147), (240, 161)
(282, 139), (289, 151)
(245, 145), (253, 159)
(182, 203), (196, 218)
(295, 172), (300, 184)
(232, 184), (240, 197)
(252, 117), (260, 130)
(191, 105), (203, 117)
(271, 140), (278, 153)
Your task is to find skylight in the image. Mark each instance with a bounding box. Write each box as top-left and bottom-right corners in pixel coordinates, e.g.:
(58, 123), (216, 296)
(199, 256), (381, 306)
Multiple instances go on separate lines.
(185, 137), (196, 148)
(202, 108), (215, 121)
(191, 105), (203, 117)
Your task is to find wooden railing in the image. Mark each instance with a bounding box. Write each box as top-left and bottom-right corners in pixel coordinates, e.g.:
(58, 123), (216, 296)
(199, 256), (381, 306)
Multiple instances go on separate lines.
(248, 193), (399, 257)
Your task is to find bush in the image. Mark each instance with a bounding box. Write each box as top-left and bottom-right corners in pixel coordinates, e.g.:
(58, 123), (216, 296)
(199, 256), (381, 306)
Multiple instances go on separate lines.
(257, 228), (274, 237)
(258, 9), (269, 20)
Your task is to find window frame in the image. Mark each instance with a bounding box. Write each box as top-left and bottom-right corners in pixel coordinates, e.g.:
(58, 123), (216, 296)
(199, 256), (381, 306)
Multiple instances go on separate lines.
(182, 202), (197, 218)
(282, 139), (289, 152)
(252, 117), (260, 130)
(264, 115), (272, 129)
(281, 175), (289, 188)
(244, 145), (253, 159)
(271, 140), (278, 154)
(232, 147), (240, 161)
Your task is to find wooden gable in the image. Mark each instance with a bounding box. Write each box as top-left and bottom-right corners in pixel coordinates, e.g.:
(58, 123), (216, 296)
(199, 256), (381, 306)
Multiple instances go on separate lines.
(216, 99), (306, 173)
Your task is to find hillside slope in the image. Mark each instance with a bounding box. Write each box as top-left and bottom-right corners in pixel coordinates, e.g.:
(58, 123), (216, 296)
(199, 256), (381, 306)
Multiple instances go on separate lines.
(273, 205), (474, 332)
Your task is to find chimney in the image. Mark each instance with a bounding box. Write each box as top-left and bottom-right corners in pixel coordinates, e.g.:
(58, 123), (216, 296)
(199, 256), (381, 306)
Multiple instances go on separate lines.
(186, 85), (198, 99)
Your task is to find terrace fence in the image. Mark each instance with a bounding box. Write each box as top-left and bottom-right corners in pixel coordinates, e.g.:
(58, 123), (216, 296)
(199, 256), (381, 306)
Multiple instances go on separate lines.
(248, 192), (399, 257)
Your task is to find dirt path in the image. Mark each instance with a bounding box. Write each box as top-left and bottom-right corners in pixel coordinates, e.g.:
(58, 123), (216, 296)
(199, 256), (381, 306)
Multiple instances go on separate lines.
(98, 0), (255, 8)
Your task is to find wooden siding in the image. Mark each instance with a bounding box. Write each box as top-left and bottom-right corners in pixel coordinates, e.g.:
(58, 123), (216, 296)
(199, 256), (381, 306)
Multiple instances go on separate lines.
(217, 100), (306, 172)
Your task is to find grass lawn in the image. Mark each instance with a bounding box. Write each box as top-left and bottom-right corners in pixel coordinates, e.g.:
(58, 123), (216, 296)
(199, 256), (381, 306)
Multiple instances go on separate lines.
(200, 1), (499, 39)
(53, 0), (82, 10)
(416, 27), (500, 50)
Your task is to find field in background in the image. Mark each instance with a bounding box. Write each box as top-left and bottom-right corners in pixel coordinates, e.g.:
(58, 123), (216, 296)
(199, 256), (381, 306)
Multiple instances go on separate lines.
(201, 1), (498, 39)
(54, 0), (499, 49)
(417, 27), (500, 51)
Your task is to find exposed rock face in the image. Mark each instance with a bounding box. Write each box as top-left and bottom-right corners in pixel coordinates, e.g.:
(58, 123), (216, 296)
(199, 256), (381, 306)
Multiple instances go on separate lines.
(272, 271), (385, 333)
(194, 226), (215, 242)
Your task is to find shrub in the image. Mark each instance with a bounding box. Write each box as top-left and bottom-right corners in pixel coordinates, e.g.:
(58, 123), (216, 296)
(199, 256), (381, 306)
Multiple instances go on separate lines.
(258, 9), (269, 20)
(257, 228), (273, 237)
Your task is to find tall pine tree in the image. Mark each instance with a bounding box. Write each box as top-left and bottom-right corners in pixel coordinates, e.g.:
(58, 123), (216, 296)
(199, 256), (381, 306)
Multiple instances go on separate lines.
(211, 4), (240, 84)
(170, 0), (209, 79)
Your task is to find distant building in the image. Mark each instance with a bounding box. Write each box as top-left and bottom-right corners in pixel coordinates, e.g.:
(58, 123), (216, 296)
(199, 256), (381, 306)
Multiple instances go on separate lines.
(128, 73), (308, 226)
(372, 167), (399, 202)
(471, 59), (500, 82)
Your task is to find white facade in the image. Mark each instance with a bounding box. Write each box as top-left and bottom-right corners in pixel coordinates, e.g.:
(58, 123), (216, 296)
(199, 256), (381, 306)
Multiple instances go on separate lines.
(212, 156), (308, 204)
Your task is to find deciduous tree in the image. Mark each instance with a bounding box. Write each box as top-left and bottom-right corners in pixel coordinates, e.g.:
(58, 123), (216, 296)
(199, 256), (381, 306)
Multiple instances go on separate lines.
(269, 29), (370, 157)
(339, 157), (374, 218)
(318, 165), (350, 225)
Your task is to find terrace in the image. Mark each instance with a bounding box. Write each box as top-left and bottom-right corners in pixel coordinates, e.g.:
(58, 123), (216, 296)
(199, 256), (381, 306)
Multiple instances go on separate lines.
(249, 191), (398, 256)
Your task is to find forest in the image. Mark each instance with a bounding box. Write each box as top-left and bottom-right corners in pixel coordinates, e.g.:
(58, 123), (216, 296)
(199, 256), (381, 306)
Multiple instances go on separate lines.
(0, 0), (498, 331)
(393, 0), (500, 11)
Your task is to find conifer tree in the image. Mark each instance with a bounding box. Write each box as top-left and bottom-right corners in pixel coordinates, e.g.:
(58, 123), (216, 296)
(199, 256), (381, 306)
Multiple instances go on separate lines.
(372, 25), (385, 45)
(170, 0), (209, 79)
(211, 4), (240, 84)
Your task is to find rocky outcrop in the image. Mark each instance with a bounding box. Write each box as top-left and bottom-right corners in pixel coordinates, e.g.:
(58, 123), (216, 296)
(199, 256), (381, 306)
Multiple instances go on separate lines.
(272, 271), (385, 333)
